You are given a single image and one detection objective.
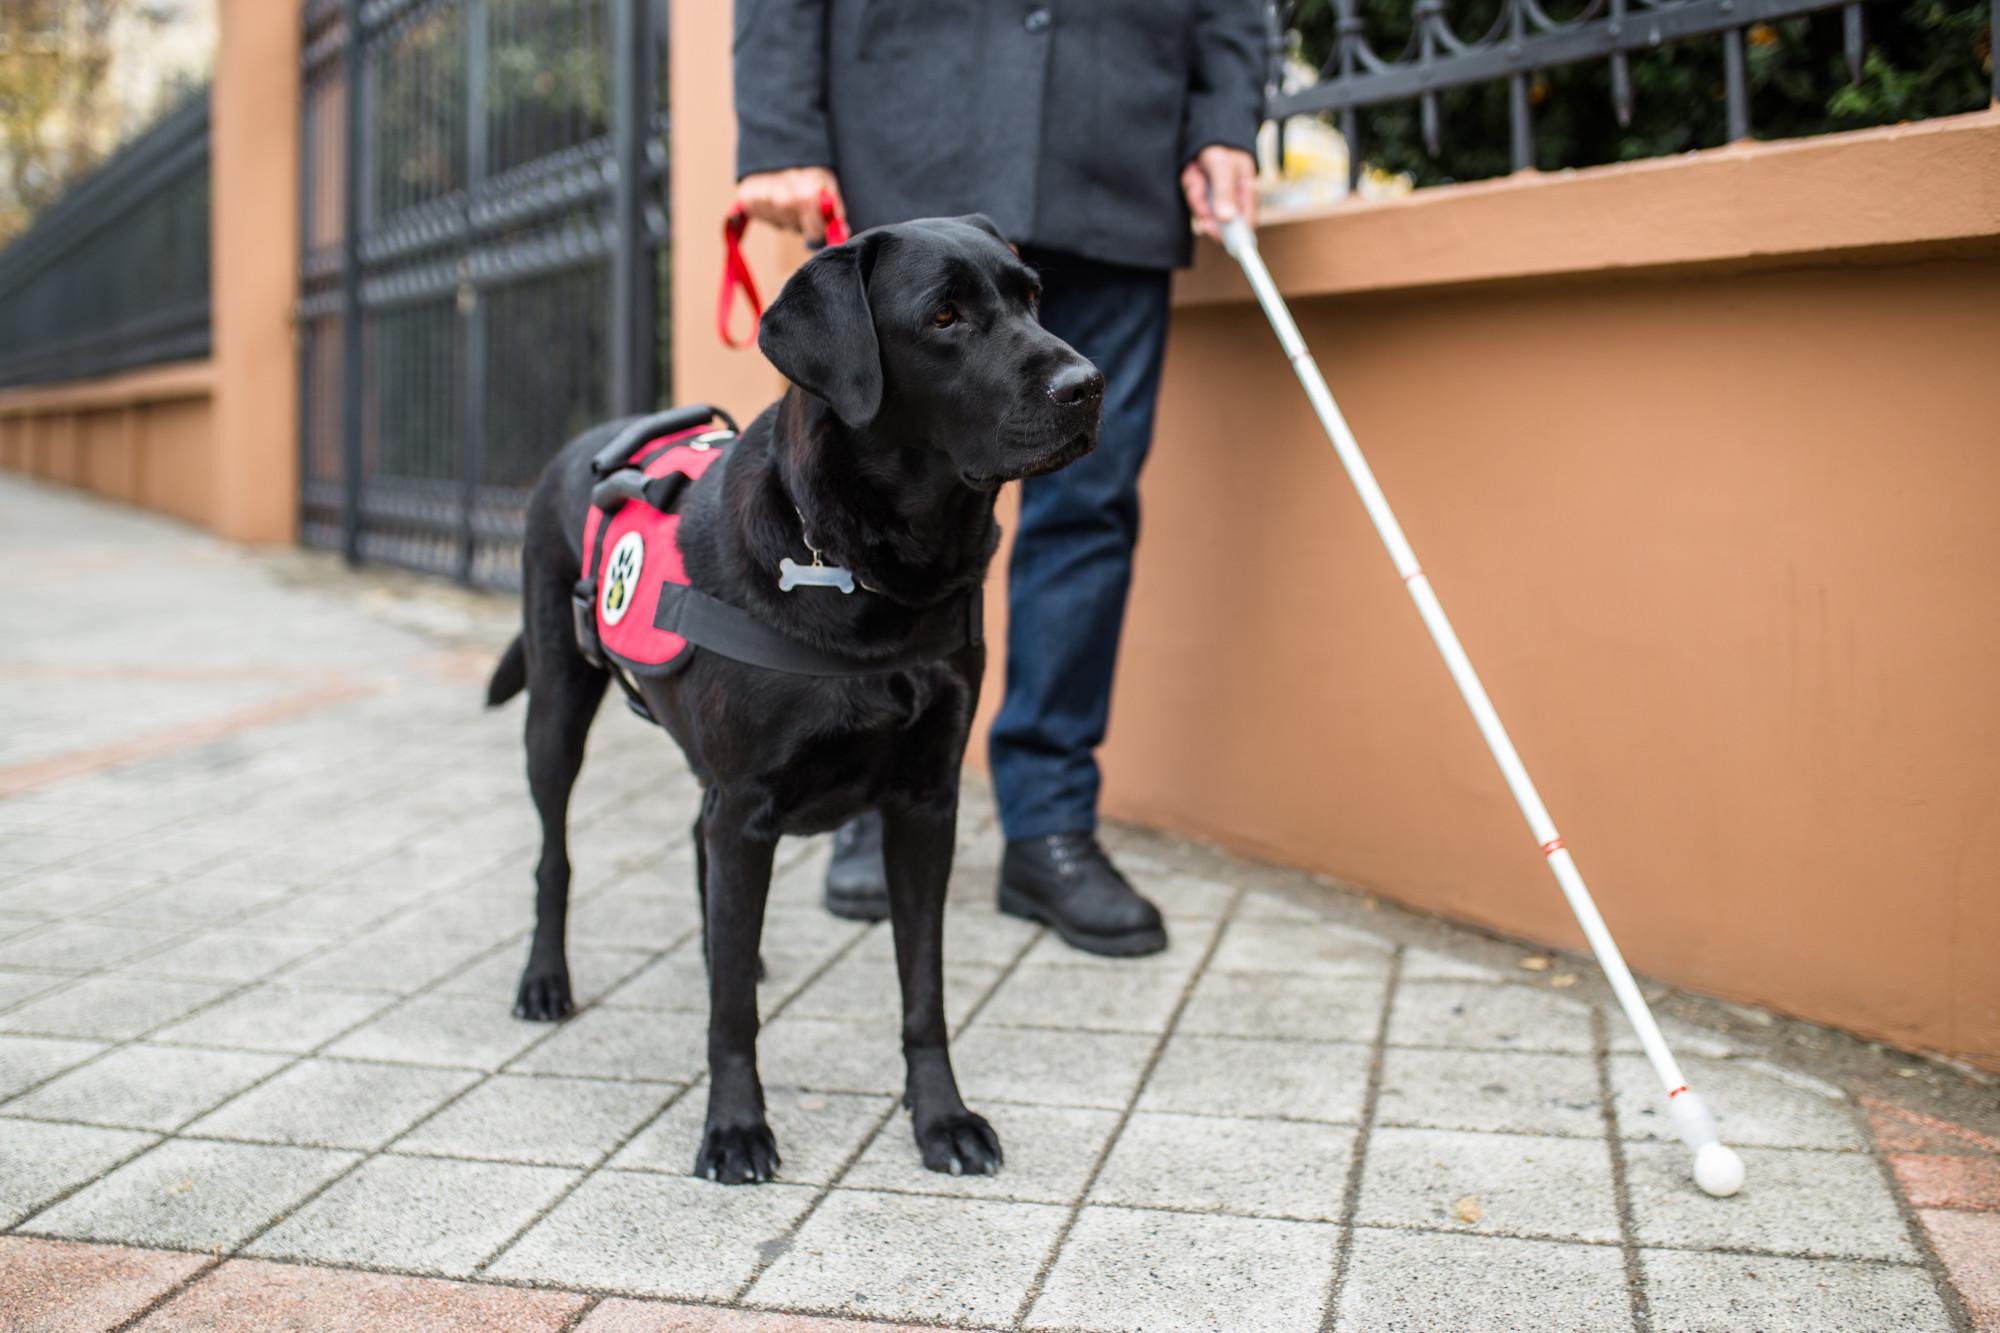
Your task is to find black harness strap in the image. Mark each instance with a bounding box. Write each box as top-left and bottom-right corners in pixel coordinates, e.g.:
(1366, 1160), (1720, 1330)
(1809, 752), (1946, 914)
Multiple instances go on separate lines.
(653, 583), (983, 678)
(588, 468), (695, 516)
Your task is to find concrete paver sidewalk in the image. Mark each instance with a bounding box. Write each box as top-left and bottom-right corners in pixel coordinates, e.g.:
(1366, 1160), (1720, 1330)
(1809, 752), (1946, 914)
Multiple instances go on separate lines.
(1, 474), (1995, 1331)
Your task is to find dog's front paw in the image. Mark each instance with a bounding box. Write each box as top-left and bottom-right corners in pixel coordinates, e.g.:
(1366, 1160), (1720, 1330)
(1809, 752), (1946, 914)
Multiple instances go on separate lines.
(694, 1121), (780, 1185)
(916, 1111), (1002, 1176)
(512, 964), (574, 1022)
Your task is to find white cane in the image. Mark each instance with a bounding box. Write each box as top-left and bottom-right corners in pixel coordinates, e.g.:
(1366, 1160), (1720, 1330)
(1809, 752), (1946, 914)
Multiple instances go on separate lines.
(1220, 217), (1744, 1198)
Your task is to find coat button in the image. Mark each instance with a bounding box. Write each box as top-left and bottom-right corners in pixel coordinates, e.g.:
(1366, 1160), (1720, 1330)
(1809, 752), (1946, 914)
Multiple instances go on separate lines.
(1024, 7), (1051, 33)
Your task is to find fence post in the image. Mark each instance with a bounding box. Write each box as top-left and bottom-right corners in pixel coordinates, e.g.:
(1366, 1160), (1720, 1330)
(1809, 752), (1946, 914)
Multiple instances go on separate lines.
(338, 0), (365, 564)
(460, 0), (489, 584)
(297, 18), (315, 546)
(609, 0), (658, 416)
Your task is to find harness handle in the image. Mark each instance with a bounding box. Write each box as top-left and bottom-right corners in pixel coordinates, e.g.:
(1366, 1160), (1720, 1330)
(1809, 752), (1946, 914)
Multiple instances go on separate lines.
(719, 189), (850, 349)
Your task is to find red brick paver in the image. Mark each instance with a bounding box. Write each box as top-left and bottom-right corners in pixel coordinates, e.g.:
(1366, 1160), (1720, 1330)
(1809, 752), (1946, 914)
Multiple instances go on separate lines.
(0, 670), (370, 798)
(1865, 1095), (2000, 1328)
(577, 1301), (962, 1332)
(1920, 1210), (2000, 1331)
(0, 1237), (208, 1333)
(133, 1258), (588, 1332)
(1890, 1152), (2000, 1211)
(1863, 1095), (2000, 1156)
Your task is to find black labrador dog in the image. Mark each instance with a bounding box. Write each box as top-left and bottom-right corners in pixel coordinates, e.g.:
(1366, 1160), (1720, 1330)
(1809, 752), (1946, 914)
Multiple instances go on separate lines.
(487, 216), (1102, 1183)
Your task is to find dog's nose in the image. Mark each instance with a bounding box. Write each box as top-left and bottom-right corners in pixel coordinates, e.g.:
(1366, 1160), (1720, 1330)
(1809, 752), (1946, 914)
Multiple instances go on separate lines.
(1048, 363), (1104, 407)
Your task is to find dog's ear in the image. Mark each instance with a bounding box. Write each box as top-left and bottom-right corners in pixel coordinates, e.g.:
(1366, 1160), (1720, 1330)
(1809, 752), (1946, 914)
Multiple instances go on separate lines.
(759, 237), (882, 428)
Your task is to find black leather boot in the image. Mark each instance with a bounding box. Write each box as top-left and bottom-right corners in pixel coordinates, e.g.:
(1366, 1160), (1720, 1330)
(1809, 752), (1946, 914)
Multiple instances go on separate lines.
(998, 833), (1168, 957)
(823, 810), (891, 921)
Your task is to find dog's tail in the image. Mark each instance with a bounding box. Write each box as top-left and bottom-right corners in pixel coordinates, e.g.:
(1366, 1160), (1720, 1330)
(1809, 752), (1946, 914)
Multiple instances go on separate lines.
(486, 634), (528, 708)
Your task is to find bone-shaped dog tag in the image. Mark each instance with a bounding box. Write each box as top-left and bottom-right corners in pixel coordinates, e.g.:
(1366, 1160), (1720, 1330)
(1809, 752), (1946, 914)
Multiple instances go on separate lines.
(779, 557), (855, 594)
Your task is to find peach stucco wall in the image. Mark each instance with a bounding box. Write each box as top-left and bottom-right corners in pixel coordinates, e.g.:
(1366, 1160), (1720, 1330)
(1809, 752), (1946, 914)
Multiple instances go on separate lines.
(0, 0), (295, 542)
(677, 0), (2000, 1073)
(0, 364), (218, 527)
(1116, 254), (2000, 1070)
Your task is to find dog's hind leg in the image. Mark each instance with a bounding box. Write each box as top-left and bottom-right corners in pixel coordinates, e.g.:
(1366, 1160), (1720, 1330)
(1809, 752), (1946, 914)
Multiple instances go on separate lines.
(693, 794), (780, 1183)
(884, 800), (1002, 1175)
(513, 572), (607, 1022)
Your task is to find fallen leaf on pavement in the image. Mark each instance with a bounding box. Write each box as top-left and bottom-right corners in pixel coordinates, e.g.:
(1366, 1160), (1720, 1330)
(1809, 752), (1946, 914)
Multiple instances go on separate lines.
(1551, 973), (1578, 988)
(1519, 956), (1551, 972)
(1453, 1195), (1483, 1224)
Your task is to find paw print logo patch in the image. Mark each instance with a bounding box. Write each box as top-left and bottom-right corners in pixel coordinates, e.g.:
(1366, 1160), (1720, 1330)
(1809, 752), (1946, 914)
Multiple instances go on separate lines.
(601, 531), (645, 626)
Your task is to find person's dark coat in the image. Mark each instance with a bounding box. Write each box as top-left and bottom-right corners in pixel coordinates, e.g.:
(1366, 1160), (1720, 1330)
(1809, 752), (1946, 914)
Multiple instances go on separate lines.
(733, 0), (1267, 270)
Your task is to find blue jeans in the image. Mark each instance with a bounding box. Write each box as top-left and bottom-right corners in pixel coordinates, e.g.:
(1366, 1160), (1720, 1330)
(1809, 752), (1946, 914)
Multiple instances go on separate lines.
(989, 250), (1172, 840)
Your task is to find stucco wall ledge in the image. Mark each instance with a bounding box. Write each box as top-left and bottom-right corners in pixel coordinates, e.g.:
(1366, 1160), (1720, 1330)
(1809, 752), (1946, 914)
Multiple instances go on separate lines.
(1176, 107), (2000, 306)
(0, 361), (215, 419)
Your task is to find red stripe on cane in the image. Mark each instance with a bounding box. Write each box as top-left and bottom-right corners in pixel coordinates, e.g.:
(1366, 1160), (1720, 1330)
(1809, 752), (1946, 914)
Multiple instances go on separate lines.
(1668, 1085), (1689, 1099)
(1402, 568), (1424, 585)
(1539, 837), (1565, 857)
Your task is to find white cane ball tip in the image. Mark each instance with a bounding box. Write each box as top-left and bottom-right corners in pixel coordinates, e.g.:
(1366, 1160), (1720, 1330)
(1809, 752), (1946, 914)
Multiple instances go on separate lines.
(1694, 1142), (1745, 1197)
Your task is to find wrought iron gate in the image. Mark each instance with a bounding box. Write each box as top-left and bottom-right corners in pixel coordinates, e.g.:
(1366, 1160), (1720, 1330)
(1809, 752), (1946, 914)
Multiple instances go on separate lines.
(299, 0), (669, 588)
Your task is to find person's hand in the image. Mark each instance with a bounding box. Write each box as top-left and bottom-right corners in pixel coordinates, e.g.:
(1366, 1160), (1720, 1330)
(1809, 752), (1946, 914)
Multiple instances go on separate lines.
(1181, 145), (1258, 239)
(735, 167), (845, 242)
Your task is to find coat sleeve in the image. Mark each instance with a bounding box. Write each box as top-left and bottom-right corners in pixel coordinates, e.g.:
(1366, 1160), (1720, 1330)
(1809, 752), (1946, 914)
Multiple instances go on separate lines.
(1180, 0), (1268, 163)
(733, 0), (835, 179)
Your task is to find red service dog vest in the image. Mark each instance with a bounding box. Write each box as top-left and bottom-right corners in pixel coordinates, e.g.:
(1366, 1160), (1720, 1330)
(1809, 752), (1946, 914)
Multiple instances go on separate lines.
(580, 424), (733, 677)
(570, 404), (983, 716)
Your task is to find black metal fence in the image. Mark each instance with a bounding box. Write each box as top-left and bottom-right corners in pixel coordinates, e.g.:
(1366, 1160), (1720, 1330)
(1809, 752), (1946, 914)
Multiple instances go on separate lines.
(300, 0), (670, 588)
(1267, 0), (2000, 183)
(0, 95), (212, 390)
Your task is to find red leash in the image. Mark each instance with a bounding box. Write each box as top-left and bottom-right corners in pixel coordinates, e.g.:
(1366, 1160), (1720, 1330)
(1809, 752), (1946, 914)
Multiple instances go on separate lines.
(719, 189), (849, 348)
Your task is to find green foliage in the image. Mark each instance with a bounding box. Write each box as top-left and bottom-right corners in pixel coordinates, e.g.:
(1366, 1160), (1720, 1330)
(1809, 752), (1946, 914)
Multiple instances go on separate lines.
(368, 0), (611, 218)
(0, 0), (130, 242)
(1287, 0), (1993, 185)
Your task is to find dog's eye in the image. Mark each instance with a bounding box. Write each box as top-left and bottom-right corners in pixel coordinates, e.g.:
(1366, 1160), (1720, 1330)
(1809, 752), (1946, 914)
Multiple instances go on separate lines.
(1027, 290), (1042, 316)
(931, 303), (958, 329)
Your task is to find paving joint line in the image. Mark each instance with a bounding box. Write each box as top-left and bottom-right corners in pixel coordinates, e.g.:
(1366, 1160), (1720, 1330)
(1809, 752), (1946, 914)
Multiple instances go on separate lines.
(21, 1204), (1937, 1295)
(79, 1238), (1012, 1332)
(105, 1252), (227, 1333)
(558, 1293), (604, 1332)
(1315, 943), (1403, 1333)
(1594, 1003), (1653, 1332)
(1309, 1218), (1937, 1266)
